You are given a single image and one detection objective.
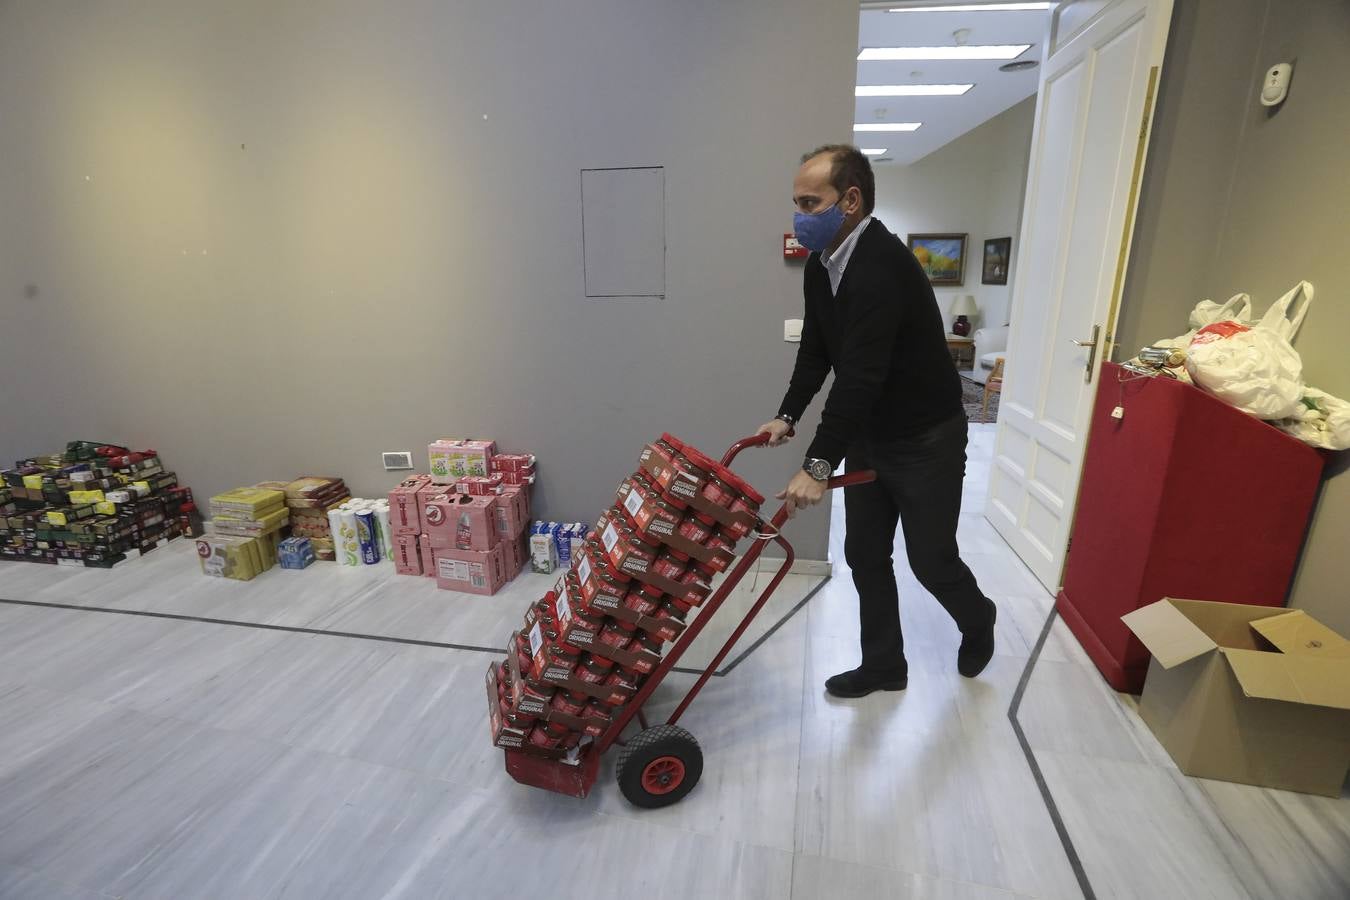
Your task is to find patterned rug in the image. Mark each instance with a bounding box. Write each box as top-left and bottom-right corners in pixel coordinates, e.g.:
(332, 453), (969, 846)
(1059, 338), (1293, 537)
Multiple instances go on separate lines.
(960, 375), (1000, 423)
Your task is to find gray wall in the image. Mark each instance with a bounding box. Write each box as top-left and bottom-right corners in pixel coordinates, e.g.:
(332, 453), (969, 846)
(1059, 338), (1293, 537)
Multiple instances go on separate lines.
(872, 98), (1035, 333)
(1116, 0), (1350, 630)
(0, 0), (860, 560)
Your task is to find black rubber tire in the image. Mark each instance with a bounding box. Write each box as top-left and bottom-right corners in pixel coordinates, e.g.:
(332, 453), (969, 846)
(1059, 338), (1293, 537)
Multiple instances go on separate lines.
(615, 724), (703, 808)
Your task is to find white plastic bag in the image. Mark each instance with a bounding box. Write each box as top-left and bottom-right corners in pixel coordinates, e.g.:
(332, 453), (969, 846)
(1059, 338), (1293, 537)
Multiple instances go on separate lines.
(1154, 293), (1252, 349)
(1255, 280), (1313, 343)
(1275, 387), (1350, 450)
(1185, 320), (1305, 419)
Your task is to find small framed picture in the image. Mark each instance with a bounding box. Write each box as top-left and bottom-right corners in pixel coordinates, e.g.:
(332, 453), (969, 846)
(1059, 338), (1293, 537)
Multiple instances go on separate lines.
(907, 233), (968, 286)
(982, 237), (1012, 285)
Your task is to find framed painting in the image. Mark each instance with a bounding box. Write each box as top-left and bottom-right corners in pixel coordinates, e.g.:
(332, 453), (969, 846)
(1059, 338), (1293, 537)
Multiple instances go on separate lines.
(982, 236), (1012, 285)
(907, 233), (967, 286)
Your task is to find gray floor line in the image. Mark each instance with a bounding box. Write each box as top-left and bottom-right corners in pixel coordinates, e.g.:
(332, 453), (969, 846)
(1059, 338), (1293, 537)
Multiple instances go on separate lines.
(0, 580), (827, 679)
(1008, 607), (1097, 900)
(0, 596), (511, 655)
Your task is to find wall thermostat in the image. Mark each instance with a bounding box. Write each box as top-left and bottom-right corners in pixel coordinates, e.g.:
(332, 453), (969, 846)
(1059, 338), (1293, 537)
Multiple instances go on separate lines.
(1260, 62), (1292, 107)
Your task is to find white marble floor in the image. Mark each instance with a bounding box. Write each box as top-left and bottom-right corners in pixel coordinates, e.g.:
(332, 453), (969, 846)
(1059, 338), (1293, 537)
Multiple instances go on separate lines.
(0, 424), (1345, 899)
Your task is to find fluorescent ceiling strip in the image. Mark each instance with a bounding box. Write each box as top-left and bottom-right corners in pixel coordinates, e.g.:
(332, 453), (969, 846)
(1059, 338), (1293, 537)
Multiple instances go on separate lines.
(855, 83), (973, 96)
(860, 148), (888, 155)
(887, 3), (1051, 11)
(853, 123), (922, 132)
(857, 44), (1031, 60)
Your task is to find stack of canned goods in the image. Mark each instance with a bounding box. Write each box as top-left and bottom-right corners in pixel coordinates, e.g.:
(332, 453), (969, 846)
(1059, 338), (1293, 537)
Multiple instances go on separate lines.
(488, 433), (764, 756)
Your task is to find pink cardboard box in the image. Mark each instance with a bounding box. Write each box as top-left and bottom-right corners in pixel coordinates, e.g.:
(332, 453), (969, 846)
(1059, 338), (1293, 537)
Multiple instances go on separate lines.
(433, 544), (508, 596)
(490, 453), (535, 474)
(494, 486), (529, 539)
(423, 493), (500, 551)
(415, 482), (445, 533)
(502, 483), (531, 521)
(388, 476), (429, 535)
(456, 474), (505, 496)
(393, 533), (423, 576)
(506, 531), (529, 578)
(419, 534), (436, 578)
(429, 439), (498, 483)
(499, 466), (536, 486)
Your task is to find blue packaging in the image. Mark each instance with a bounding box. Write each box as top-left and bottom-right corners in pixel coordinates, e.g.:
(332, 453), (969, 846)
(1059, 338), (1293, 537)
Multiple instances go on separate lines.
(278, 536), (315, 570)
(554, 522), (572, 567)
(355, 510), (381, 565)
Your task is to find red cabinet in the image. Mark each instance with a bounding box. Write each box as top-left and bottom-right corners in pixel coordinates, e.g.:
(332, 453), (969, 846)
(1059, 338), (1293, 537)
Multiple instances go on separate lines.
(1057, 362), (1324, 693)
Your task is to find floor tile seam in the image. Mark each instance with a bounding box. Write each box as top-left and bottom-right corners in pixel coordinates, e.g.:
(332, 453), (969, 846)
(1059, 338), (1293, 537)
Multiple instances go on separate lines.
(1162, 769), (1280, 900)
(787, 601), (816, 900)
(1007, 610), (1096, 900)
(788, 851), (1038, 899)
(1028, 745), (1270, 900)
(0, 860), (121, 900)
(586, 807), (799, 858)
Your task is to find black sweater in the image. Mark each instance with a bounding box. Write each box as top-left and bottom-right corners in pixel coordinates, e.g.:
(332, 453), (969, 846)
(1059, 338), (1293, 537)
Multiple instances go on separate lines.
(778, 218), (962, 468)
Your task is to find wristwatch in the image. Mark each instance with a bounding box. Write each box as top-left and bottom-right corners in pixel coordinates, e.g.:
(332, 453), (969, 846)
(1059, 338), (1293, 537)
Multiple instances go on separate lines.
(802, 457), (832, 481)
(775, 413), (796, 428)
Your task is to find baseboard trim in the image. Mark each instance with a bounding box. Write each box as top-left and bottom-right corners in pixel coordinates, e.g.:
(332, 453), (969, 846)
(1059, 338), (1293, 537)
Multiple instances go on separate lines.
(752, 557), (832, 577)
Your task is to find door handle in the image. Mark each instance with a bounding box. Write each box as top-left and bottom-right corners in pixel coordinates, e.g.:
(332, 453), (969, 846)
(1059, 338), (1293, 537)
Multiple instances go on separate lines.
(1070, 325), (1102, 383)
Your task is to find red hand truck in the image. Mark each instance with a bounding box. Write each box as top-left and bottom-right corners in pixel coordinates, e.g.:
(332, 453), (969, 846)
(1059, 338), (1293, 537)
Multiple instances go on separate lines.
(500, 431), (875, 808)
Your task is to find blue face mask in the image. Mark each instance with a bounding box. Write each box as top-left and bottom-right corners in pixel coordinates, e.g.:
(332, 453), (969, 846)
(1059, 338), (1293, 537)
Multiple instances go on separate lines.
(793, 202), (846, 253)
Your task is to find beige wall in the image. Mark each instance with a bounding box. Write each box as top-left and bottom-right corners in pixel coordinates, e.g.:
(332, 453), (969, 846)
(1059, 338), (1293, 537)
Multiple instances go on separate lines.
(0, 0), (859, 559)
(872, 98), (1036, 333)
(1117, 0), (1350, 630)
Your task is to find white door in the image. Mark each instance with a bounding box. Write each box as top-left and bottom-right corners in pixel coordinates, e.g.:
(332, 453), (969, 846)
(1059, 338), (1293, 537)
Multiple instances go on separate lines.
(987, 0), (1173, 591)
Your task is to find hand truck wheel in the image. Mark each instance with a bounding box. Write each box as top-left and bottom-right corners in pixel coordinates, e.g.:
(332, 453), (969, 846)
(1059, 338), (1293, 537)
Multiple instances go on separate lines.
(615, 724), (703, 808)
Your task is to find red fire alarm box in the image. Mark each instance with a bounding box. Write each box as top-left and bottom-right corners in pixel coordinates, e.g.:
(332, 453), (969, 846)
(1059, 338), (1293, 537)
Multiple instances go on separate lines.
(783, 233), (808, 259)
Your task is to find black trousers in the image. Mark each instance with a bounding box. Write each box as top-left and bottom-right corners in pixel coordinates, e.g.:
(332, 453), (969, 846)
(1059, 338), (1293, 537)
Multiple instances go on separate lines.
(843, 412), (994, 675)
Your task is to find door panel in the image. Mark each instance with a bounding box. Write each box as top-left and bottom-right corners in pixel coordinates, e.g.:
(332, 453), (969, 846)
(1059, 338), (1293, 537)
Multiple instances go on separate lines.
(988, 0), (1173, 591)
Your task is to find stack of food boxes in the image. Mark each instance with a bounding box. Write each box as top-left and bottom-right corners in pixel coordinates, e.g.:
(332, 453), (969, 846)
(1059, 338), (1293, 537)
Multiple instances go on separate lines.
(384, 440), (535, 593)
(1, 441), (194, 568)
(198, 486), (288, 579)
(282, 476), (349, 561)
(488, 433), (763, 756)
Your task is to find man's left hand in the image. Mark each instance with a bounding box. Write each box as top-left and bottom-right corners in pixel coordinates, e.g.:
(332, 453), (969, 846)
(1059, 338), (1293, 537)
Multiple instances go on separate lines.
(776, 470), (827, 519)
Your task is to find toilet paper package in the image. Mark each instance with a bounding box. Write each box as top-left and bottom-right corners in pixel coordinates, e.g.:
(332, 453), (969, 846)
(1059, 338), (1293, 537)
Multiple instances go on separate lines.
(335, 509), (360, 566)
(374, 504), (393, 559)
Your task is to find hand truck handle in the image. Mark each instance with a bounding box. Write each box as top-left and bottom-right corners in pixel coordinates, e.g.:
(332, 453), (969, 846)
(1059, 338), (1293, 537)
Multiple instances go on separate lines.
(721, 425), (803, 467)
(825, 470), (876, 490)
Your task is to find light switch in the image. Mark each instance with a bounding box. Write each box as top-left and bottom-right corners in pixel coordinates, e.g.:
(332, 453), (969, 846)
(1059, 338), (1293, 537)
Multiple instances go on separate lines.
(784, 318), (803, 342)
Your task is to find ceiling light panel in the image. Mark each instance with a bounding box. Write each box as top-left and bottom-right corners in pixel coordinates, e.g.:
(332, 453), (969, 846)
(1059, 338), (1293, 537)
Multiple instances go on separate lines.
(857, 44), (1031, 60)
(855, 84), (974, 96)
(853, 123), (923, 132)
(887, 3), (1051, 11)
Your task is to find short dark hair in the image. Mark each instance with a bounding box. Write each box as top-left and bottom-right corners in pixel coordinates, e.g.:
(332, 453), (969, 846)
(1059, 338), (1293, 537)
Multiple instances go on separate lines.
(801, 144), (875, 214)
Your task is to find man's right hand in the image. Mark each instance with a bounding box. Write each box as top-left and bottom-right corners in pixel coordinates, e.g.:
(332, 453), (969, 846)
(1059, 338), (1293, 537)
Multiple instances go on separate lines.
(757, 418), (794, 447)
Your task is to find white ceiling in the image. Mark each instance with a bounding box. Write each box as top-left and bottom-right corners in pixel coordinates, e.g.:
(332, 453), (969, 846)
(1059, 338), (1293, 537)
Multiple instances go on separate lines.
(855, 3), (1051, 165)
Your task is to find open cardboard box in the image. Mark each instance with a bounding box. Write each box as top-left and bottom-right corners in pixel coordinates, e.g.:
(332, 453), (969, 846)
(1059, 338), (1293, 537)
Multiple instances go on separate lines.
(1122, 598), (1350, 796)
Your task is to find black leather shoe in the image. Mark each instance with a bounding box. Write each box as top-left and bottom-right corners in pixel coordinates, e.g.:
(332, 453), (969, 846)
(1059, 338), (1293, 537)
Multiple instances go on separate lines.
(824, 667), (908, 698)
(958, 610), (997, 678)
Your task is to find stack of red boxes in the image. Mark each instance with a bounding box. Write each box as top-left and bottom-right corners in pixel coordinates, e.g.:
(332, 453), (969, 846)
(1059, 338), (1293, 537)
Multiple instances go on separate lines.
(385, 451), (535, 594)
(488, 433), (763, 757)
